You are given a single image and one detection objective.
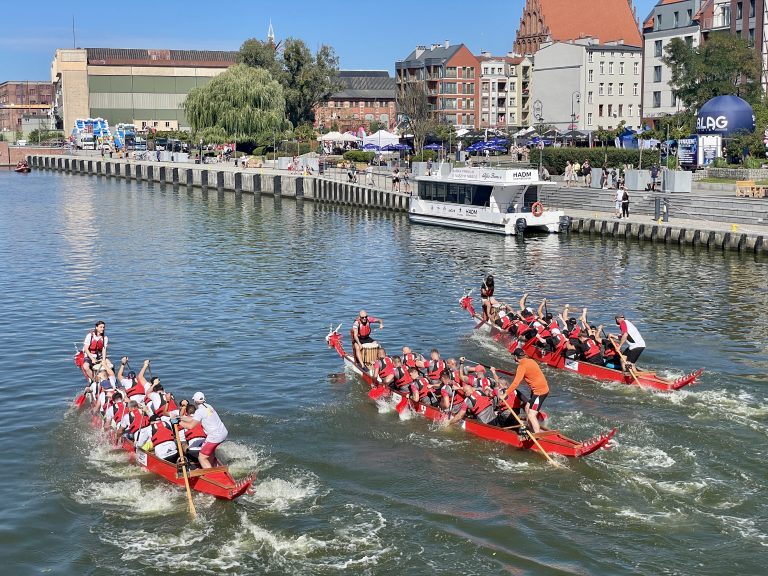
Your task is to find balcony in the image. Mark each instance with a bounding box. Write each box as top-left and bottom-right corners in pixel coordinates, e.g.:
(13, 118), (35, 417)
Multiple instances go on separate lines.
(701, 9), (731, 31)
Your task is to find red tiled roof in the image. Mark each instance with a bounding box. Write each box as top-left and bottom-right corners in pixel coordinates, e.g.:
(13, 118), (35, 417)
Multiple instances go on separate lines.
(538, 0), (642, 47)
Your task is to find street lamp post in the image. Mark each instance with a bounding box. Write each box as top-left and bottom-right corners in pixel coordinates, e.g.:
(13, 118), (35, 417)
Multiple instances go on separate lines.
(533, 99), (544, 170)
(570, 91), (581, 146)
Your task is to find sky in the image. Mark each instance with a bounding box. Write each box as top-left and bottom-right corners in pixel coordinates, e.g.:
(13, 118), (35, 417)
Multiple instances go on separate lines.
(0, 0), (659, 81)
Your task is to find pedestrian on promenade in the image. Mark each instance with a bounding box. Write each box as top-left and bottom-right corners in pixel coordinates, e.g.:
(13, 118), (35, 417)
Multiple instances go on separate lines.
(621, 186), (630, 218)
(582, 158), (592, 186)
(366, 163), (373, 185)
(403, 168), (411, 194)
(650, 164), (659, 191)
(392, 168), (400, 192)
(427, 158), (433, 176)
(573, 160), (581, 184)
(615, 187), (623, 218)
(565, 161), (574, 188)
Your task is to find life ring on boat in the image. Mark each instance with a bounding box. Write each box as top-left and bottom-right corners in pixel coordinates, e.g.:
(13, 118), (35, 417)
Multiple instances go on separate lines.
(531, 202), (544, 217)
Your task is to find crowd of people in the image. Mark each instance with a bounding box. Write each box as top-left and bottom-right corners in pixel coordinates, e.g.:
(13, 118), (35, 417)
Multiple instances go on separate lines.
(77, 321), (228, 470)
(350, 311), (551, 436)
(480, 275), (646, 371)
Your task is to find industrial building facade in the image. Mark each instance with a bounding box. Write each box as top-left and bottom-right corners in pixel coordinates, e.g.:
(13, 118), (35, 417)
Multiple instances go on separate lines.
(50, 48), (237, 132)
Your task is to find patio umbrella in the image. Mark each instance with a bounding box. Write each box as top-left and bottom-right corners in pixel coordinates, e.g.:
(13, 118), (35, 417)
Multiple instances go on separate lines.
(424, 143), (443, 150)
(363, 143), (380, 151)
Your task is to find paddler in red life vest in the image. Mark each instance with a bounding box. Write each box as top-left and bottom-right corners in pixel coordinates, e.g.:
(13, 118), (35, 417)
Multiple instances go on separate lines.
(400, 346), (422, 369)
(409, 367), (439, 406)
(433, 369), (460, 412)
(82, 321), (114, 382)
(124, 360), (152, 403)
(390, 356), (414, 393)
(371, 348), (396, 386)
(506, 348), (550, 434)
(147, 383), (180, 419)
(456, 359), (495, 396)
(148, 415), (179, 463)
(351, 310), (383, 367)
(416, 349), (446, 383)
(180, 404), (208, 463)
(179, 392), (228, 469)
(447, 379), (499, 426)
(611, 313), (647, 369)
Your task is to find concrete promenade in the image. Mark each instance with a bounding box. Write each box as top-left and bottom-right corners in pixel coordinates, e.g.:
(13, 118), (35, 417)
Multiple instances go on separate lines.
(24, 153), (768, 256)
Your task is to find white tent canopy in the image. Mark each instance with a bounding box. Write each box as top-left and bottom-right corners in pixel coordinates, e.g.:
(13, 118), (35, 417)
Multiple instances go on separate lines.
(317, 131), (344, 142)
(341, 132), (361, 142)
(363, 129), (399, 147)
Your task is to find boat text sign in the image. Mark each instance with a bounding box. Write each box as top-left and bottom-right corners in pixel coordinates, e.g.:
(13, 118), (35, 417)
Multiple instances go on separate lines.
(450, 167), (539, 184)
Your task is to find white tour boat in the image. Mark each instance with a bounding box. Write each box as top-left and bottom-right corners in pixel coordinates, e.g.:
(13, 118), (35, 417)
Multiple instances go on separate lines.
(410, 167), (570, 235)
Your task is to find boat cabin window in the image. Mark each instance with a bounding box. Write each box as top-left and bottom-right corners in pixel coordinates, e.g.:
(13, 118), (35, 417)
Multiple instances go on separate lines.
(419, 182), (493, 207)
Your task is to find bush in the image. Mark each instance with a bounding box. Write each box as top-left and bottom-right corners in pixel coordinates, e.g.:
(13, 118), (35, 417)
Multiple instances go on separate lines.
(342, 150), (375, 163)
(538, 147), (645, 174)
(411, 150), (437, 162)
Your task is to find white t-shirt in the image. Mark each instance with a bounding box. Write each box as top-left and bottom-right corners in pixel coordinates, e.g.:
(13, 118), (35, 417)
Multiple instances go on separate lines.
(148, 392), (162, 413)
(193, 403), (228, 444)
(155, 440), (178, 460)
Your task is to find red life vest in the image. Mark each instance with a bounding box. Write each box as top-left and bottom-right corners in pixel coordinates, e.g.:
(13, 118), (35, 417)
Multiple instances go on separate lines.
(151, 422), (176, 446)
(393, 366), (413, 386)
(511, 319), (527, 334)
(356, 320), (372, 339)
(402, 353), (418, 368)
(125, 380), (145, 399)
(569, 325), (582, 339)
(113, 402), (128, 424)
(533, 321), (552, 338)
(548, 320), (560, 333)
(449, 368), (460, 383)
(583, 338), (601, 359)
(153, 391), (178, 416)
(466, 390), (492, 416)
(427, 359), (445, 380)
(128, 409), (149, 434)
(468, 374), (491, 391)
(500, 314), (513, 330)
(185, 422), (207, 442)
(375, 357), (394, 378)
(410, 377), (431, 399)
(87, 331), (104, 354)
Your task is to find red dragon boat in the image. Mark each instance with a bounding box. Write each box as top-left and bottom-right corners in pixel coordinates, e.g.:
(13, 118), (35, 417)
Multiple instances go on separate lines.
(14, 164), (31, 173)
(460, 294), (703, 392)
(74, 355), (255, 500)
(325, 326), (616, 459)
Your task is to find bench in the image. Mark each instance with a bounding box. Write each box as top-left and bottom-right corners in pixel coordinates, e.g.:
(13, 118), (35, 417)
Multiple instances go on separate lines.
(736, 180), (768, 198)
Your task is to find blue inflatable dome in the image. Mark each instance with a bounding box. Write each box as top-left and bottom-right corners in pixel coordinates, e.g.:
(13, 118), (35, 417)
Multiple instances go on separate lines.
(696, 95), (755, 137)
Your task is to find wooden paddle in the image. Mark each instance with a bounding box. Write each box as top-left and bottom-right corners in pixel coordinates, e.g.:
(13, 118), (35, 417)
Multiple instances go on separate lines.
(499, 391), (558, 466)
(395, 394), (410, 415)
(173, 422), (197, 518)
(607, 335), (641, 386)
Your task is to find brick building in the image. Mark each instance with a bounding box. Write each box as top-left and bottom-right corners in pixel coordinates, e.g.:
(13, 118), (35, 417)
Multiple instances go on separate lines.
(313, 70), (396, 132)
(0, 81), (54, 137)
(513, 0), (642, 55)
(395, 42), (480, 129)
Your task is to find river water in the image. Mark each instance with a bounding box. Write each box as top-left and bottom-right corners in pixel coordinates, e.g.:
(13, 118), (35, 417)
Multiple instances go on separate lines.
(0, 169), (766, 575)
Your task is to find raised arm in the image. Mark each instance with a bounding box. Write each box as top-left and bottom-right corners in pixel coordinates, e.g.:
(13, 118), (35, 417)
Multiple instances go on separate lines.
(537, 298), (547, 319)
(138, 359), (150, 385)
(518, 293), (529, 314)
(561, 304), (570, 323)
(117, 356), (127, 381)
(580, 308), (589, 331)
(457, 358), (469, 384)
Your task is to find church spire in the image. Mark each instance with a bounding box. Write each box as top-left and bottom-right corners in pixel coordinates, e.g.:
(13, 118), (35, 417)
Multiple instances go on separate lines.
(267, 20), (275, 45)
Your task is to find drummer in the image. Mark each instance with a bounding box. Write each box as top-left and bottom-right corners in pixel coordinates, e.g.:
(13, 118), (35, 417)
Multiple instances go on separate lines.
(351, 310), (384, 366)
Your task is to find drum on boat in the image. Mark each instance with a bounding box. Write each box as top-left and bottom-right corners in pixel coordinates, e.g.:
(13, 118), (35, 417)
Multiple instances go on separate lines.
(361, 342), (381, 365)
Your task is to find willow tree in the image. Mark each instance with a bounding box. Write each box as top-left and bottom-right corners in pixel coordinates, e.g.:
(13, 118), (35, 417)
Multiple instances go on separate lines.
(183, 64), (288, 141)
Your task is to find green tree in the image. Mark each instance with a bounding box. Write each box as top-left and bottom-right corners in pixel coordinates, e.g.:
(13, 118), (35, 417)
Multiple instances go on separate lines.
(237, 37), (339, 127)
(397, 82), (432, 154)
(663, 32), (762, 110)
(183, 64), (288, 140)
(367, 119), (386, 134)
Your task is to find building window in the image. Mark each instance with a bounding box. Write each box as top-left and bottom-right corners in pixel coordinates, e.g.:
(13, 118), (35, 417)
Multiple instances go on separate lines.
(737, 2), (742, 20)
(588, 69), (594, 82)
(656, 14), (662, 29)
(749, 28), (755, 44)
(599, 61), (605, 74)
(673, 11), (679, 27)
(654, 40), (662, 57)
(619, 61), (625, 74)
(633, 83), (639, 96)
(671, 92), (677, 106)
(599, 83), (605, 96)
(588, 52), (593, 63)
(608, 62), (614, 74)
(608, 104), (613, 117)
(687, 8), (693, 24)
(619, 83), (624, 95)
(446, 66), (457, 78)
(344, 101), (350, 108)
(634, 61), (640, 75)
(654, 66), (662, 82)
(653, 91), (661, 108)
(750, 0), (755, 18)
(607, 83), (613, 96)
(628, 103), (633, 117)
(587, 91), (593, 103)
(587, 112), (593, 126)
(599, 104), (604, 117)
(618, 104), (623, 116)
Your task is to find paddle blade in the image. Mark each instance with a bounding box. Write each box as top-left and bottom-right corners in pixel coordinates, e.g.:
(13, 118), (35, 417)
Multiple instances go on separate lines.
(537, 411), (548, 422)
(74, 394), (86, 408)
(395, 396), (410, 414)
(368, 385), (388, 400)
